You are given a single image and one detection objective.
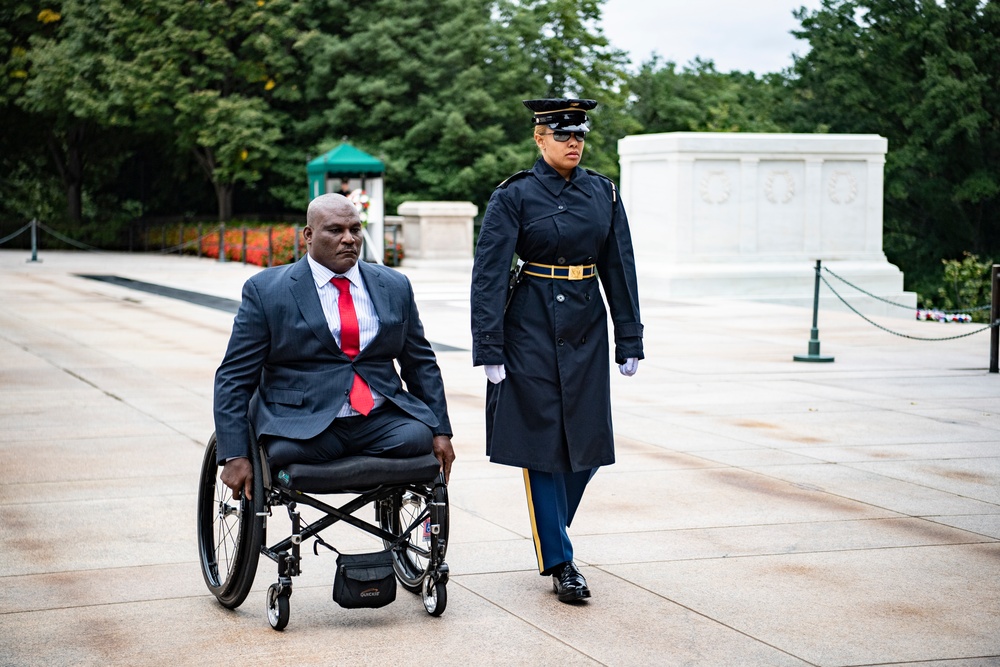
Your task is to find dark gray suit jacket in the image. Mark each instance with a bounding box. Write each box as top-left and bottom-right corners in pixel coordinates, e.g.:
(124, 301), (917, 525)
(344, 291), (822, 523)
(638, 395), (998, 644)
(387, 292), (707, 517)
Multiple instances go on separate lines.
(213, 257), (451, 463)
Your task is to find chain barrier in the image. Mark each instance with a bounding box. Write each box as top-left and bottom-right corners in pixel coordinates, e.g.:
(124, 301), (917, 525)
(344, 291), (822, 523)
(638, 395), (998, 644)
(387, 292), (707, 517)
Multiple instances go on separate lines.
(0, 220), (209, 255)
(35, 221), (110, 252)
(155, 230), (219, 255)
(0, 223), (32, 246)
(822, 265), (992, 313)
(2, 219), (307, 267)
(819, 274), (998, 341)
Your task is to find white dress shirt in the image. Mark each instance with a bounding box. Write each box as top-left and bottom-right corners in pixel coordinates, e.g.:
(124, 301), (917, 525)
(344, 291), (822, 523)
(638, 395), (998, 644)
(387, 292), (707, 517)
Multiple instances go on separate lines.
(307, 255), (384, 416)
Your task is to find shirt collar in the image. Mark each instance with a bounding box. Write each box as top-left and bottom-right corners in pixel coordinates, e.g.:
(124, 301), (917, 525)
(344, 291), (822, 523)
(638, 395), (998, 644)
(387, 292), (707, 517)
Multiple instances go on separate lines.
(531, 157), (594, 198)
(307, 254), (362, 289)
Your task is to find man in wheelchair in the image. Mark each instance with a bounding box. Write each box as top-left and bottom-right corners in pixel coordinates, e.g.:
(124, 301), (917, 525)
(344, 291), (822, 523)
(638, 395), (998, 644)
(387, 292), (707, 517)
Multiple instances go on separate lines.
(204, 193), (455, 628)
(214, 193), (454, 497)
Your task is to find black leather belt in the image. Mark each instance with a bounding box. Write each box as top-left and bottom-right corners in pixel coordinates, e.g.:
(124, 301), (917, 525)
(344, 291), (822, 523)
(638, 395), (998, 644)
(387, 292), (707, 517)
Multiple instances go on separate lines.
(523, 262), (596, 280)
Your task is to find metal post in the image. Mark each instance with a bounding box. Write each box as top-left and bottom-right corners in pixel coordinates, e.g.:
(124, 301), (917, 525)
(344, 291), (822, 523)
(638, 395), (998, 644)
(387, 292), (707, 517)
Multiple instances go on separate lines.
(218, 222), (226, 263)
(28, 219), (40, 263)
(990, 264), (999, 374)
(267, 226), (273, 267)
(794, 260), (835, 362)
(392, 225), (399, 266)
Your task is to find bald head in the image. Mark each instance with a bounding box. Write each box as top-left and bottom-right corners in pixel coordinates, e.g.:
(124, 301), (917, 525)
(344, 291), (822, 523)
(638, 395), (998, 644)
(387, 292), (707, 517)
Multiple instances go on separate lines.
(303, 193), (363, 273)
(306, 193), (359, 229)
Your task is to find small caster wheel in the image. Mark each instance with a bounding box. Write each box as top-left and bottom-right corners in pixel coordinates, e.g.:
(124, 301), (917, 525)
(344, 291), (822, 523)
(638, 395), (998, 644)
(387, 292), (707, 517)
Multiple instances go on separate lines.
(422, 575), (447, 617)
(266, 583), (290, 630)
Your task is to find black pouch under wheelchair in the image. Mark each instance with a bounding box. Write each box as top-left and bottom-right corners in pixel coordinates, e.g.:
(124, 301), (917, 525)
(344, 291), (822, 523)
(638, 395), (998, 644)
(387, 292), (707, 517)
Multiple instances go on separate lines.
(196, 427), (449, 630)
(332, 549), (396, 609)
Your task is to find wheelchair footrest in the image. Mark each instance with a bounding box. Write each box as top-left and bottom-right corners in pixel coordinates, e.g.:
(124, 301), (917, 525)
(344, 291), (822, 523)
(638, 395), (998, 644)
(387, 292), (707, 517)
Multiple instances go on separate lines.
(275, 454), (441, 493)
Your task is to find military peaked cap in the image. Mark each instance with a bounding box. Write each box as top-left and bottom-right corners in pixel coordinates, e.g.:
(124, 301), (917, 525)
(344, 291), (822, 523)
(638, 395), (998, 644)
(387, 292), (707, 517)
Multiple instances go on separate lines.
(523, 98), (597, 133)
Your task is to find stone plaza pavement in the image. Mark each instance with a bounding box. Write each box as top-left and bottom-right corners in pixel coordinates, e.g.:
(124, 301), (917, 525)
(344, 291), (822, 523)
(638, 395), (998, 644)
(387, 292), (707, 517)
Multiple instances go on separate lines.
(0, 249), (998, 667)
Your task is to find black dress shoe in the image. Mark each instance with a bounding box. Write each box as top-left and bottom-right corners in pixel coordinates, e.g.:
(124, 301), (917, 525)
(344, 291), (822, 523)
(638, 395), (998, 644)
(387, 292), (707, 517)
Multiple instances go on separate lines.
(551, 561), (591, 603)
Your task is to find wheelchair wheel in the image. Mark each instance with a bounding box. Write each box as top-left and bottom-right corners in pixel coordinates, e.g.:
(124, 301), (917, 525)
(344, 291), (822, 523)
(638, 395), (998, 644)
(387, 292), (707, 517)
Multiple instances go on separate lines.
(377, 473), (449, 593)
(197, 432), (264, 609)
(266, 583), (290, 631)
(422, 575), (447, 617)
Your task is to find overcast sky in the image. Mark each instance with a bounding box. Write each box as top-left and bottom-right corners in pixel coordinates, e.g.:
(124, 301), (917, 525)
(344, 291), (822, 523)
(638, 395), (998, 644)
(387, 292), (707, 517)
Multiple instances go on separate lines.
(599, 0), (825, 74)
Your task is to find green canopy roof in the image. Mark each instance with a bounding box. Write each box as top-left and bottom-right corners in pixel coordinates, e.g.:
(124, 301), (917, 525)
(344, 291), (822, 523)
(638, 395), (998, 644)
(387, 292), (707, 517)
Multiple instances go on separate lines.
(306, 143), (385, 176)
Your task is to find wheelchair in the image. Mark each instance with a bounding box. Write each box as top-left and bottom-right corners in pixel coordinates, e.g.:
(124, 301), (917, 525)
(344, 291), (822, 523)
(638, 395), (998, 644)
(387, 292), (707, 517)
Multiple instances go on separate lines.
(196, 428), (449, 630)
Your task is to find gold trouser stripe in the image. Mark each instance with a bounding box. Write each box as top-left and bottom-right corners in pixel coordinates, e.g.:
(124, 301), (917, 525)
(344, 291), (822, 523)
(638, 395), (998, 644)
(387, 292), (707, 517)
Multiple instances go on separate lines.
(522, 469), (544, 573)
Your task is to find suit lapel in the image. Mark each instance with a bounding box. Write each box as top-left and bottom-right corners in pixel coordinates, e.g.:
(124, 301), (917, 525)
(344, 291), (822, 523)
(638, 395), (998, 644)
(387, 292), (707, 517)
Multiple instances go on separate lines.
(289, 257), (345, 357)
(357, 262), (388, 359)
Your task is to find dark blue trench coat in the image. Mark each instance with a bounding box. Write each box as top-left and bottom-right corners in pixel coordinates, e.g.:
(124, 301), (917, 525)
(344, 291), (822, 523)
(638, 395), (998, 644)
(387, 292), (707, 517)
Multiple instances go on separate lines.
(471, 158), (644, 473)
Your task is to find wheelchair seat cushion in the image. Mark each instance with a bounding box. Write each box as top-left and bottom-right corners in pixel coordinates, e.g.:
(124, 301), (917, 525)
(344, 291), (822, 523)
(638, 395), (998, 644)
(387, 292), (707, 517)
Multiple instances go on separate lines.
(274, 454), (441, 493)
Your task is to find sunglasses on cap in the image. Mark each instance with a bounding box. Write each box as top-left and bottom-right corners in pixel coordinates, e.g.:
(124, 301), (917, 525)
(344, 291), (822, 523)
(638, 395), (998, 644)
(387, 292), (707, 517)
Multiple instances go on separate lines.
(543, 130), (587, 142)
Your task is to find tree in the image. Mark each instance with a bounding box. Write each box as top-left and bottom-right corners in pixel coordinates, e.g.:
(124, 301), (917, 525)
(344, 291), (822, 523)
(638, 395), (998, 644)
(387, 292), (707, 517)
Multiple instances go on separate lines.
(627, 57), (790, 134)
(297, 0), (513, 211)
(489, 0), (635, 180)
(3, 0), (644, 227)
(110, 0), (303, 221)
(786, 0), (1000, 292)
(7, 2), (135, 224)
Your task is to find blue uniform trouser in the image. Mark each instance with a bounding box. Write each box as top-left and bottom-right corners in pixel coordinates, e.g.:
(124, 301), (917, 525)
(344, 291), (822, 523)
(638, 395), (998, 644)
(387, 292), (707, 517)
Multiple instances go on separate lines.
(522, 467), (598, 575)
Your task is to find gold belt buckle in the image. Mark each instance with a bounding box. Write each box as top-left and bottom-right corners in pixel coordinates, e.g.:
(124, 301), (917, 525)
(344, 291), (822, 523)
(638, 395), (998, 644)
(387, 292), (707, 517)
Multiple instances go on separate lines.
(568, 265), (584, 280)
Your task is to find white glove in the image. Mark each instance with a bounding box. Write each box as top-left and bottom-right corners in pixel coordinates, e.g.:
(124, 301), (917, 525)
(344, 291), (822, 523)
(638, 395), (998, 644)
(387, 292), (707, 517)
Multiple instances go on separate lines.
(485, 364), (506, 384)
(619, 358), (638, 377)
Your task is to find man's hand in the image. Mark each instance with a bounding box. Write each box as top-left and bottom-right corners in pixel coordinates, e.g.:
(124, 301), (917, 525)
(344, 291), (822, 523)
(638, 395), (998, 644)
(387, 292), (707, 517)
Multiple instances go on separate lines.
(220, 457), (253, 500)
(432, 435), (455, 484)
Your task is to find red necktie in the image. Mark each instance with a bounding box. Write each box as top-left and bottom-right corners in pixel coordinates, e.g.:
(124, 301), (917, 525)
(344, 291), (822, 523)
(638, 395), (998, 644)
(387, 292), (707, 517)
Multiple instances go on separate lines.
(331, 277), (374, 416)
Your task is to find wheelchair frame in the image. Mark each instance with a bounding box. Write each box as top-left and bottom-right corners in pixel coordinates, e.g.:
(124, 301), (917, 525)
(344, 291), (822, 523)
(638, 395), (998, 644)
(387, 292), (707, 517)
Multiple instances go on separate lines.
(197, 430), (449, 630)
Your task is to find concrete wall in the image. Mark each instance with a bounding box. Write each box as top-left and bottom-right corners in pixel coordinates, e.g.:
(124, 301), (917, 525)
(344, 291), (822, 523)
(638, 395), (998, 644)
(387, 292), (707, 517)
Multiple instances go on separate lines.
(619, 132), (916, 315)
(397, 201), (477, 263)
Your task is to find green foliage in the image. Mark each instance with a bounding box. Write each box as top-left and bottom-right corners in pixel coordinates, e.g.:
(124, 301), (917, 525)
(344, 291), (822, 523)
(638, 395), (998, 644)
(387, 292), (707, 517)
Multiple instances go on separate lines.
(107, 0), (302, 221)
(0, 154), (61, 223)
(2, 0), (994, 294)
(920, 252), (995, 322)
(786, 0), (1000, 289)
(627, 57), (790, 134)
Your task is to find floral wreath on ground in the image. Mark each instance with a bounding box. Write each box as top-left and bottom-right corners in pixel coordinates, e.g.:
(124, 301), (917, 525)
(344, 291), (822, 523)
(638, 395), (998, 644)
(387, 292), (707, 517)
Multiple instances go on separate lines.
(348, 189), (370, 224)
(916, 309), (973, 323)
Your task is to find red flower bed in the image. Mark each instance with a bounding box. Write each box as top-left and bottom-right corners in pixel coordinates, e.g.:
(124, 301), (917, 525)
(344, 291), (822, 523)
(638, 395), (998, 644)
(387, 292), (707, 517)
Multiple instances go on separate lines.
(157, 223), (399, 268)
(195, 224), (301, 267)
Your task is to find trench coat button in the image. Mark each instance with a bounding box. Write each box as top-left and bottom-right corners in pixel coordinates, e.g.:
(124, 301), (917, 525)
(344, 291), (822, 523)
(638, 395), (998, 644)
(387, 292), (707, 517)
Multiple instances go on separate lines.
(585, 293), (591, 301)
(557, 338), (565, 346)
(556, 294), (565, 303)
(558, 205), (564, 210)
(557, 257), (566, 264)
(581, 336), (587, 344)
(484, 334), (491, 340)
(344, 390), (350, 396)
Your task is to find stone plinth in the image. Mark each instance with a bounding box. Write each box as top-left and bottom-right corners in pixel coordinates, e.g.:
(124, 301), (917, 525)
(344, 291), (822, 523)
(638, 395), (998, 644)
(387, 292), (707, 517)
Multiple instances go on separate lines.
(618, 132), (916, 316)
(397, 201), (477, 262)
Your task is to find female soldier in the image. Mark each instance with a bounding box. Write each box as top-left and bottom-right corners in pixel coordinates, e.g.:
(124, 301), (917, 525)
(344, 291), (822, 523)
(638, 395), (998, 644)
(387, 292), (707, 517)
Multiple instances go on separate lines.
(470, 98), (644, 603)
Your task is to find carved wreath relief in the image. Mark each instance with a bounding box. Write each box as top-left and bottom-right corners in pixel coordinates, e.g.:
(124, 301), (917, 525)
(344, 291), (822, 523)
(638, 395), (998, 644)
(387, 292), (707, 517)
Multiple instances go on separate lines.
(764, 169), (795, 204)
(828, 170), (858, 204)
(699, 170), (731, 204)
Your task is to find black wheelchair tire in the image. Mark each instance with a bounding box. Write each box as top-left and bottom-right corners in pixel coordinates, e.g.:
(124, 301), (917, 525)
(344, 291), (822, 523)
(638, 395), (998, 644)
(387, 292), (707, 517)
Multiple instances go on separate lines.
(377, 473), (449, 593)
(266, 583), (290, 631)
(422, 576), (447, 617)
(196, 432), (265, 609)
